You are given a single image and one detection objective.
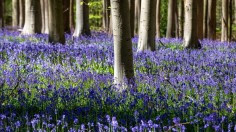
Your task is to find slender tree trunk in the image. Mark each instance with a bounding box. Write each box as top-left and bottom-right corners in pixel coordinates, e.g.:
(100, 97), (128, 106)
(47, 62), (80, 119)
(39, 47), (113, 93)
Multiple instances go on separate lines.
(0, 0), (3, 28)
(19, 0), (24, 28)
(203, 0), (208, 38)
(63, 0), (70, 33)
(73, 0), (91, 37)
(111, 0), (134, 87)
(69, 0), (75, 33)
(234, 0), (236, 24)
(102, 0), (110, 32)
(22, 0), (41, 35)
(108, 13), (113, 34)
(166, 0), (176, 38)
(197, 0), (203, 39)
(138, 0), (157, 51)
(175, 1), (179, 38)
(178, 0), (184, 38)
(40, 0), (45, 33)
(44, 0), (49, 34)
(134, 0), (141, 35)
(12, 0), (19, 27)
(129, 0), (135, 37)
(184, 0), (201, 49)
(221, 0), (228, 42)
(207, 0), (216, 40)
(156, 0), (161, 38)
(230, 0), (233, 41)
(48, 0), (65, 44)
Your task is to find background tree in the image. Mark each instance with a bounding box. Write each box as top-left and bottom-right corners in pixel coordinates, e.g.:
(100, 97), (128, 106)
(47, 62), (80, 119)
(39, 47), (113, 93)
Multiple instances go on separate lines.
(138, 0), (157, 51)
(43, 0), (49, 34)
(63, 0), (70, 33)
(73, 0), (91, 37)
(48, 0), (65, 44)
(197, 0), (203, 39)
(69, 0), (75, 33)
(183, 0), (201, 49)
(156, 0), (161, 38)
(102, 0), (110, 32)
(12, 0), (19, 27)
(0, 0), (4, 28)
(22, 0), (41, 35)
(111, 0), (134, 87)
(207, 0), (216, 40)
(129, 0), (135, 37)
(221, 0), (228, 42)
(203, 0), (208, 38)
(178, 0), (184, 38)
(134, 0), (141, 35)
(166, 0), (176, 38)
(19, 0), (24, 28)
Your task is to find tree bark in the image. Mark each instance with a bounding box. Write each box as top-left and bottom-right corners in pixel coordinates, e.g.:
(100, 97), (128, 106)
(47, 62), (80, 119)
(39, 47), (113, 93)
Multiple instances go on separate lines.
(184, 0), (201, 49)
(19, 0), (24, 28)
(207, 0), (216, 40)
(230, 0), (233, 41)
(166, 0), (176, 38)
(129, 0), (135, 37)
(156, 0), (161, 38)
(134, 0), (141, 35)
(221, 0), (228, 42)
(197, 0), (203, 39)
(63, 0), (70, 33)
(178, 0), (184, 38)
(44, 0), (49, 34)
(40, 0), (45, 33)
(111, 0), (134, 87)
(203, 0), (208, 38)
(0, 0), (4, 28)
(73, 0), (91, 37)
(138, 0), (157, 51)
(48, 0), (65, 44)
(12, 0), (19, 27)
(102, 0), (110, 32)
(69, 0), (75, 33)
(22, 0), (41, 35)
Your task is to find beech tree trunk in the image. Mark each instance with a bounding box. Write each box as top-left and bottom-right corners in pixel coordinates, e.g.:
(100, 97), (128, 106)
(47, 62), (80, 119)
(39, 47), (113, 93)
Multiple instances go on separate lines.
(203, 0), (208, 38)
(0, 0), (3, 28)
(111, 0), (134, 87)
(166, 0), (176, 38)
(178, 0), (184, 38)
(40, 0), (45, 33)
(134, 0), (141, 35)
(73, 0), (91, 37)
(69, 0), (75, 33)
(44, 0), (49, 34)
(48, 0), (65, 44)
(138, 0), (157, 51)
(19, 0), (24, 28)
(12, 0), (19, 27)
(197, 0), (203, 39)
(102, 0), (110, 32)
(207, 0), (216, 40)
(156, 0), (161, 38)
(129, 0), (135, 37)
(63, 0), (70, 33)
(22, 0), (41, 35)
(221, 0), (228, 42)
(184, 0), (201, 49)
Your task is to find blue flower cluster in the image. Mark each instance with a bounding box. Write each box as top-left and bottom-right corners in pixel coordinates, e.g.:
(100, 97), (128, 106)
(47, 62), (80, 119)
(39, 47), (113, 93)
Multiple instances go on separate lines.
(1, 29), (236, 131)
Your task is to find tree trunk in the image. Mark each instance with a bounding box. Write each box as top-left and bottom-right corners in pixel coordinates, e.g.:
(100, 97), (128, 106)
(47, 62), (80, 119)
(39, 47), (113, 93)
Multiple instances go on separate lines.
(197, 0), (203, 39)
(0, 0), (3, 28)
(73, 0), (91, 37)
(207, 0), (216, 40)
(156, 0), (161, 38)
(203, 0), (208, 38)
(19, 0), (24, 28)
(102, 0), (110, 32)
(138, 0), (157, 51)
(108, 13), (113, 34)
(44, 0), (49, 34)
(12, 0), (19, 27)
(69, 0), (75, 33)
(184, 0), (201, 49)
(22, 0), (41, 35)
(40, 0), (45, 33)
(166, 0), (176, 38)
(221, 0), (228, 42)
(129, 0), (135, 37)
(134, 0), (141, 35)
(230, 0), (233, 41)
(48, 0), (65, 44)
(178, 0), (184, 38)
(175, 1), (179, 38)
(63, 0), (70, 33)
(111, 0), (134, 87)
